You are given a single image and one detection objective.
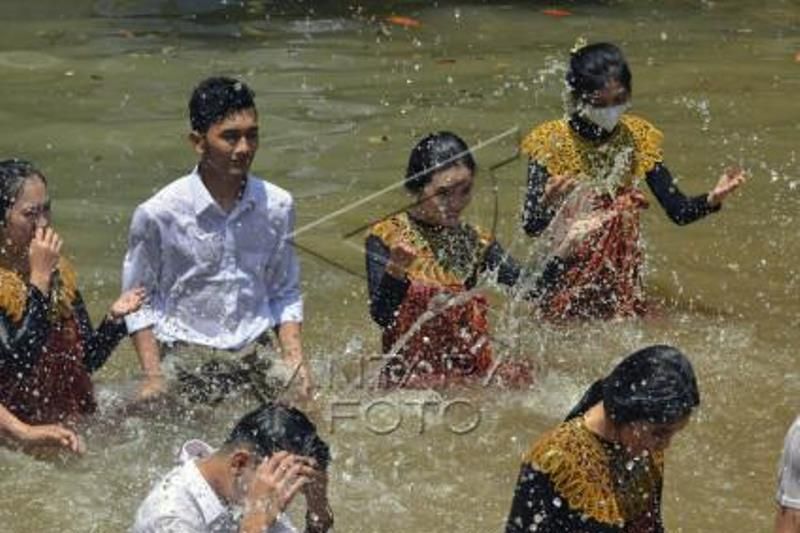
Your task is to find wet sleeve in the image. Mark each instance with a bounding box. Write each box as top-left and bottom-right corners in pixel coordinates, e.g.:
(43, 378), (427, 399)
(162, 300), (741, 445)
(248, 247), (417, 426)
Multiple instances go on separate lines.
(0, 285), (51, 376)
(122, 205), (161, 333)
(482, 241), (522, 287)
(264, 201), (303, 325)
(74, 291), (128, 374)
(366, 235), (410, 328)
(777, 419), (800, 509)
(505, 464), (616, 533)
(522, 161), (556, 236)
(645, 163), (720, 226)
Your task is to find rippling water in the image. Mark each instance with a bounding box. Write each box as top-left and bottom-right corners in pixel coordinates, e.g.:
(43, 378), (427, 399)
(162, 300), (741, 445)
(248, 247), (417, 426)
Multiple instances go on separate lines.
(0, 0), (797, 531)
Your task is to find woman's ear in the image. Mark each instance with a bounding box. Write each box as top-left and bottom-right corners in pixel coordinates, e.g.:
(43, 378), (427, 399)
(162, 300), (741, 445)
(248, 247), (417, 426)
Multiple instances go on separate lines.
(188, 131), (206, 157)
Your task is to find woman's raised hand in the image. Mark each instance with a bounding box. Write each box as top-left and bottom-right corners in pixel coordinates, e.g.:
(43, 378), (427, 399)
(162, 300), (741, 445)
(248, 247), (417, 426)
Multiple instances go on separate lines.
(385, 241), (417, 279)
(708, 167), (746, 207)
(543, 174), (579, 207)
(28, 227), (62, 294)
(109, 287), (147, 320)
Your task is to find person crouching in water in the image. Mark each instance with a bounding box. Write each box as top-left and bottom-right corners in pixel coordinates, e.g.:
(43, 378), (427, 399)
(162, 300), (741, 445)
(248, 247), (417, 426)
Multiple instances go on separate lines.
(133, 402), (333, 532)
(505, 344), (700, 532)
(0, 159), (144, 453)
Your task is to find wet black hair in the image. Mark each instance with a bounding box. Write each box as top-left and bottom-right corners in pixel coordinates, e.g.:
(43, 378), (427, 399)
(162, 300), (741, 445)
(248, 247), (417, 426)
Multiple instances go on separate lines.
(566, 42), (632, 102)
(566, 345), (700, 425)
(189, 76), (256, 134)
(404, 131), (476, 193)
(0, 159), (47, 225)
(226, 402), (331, 470)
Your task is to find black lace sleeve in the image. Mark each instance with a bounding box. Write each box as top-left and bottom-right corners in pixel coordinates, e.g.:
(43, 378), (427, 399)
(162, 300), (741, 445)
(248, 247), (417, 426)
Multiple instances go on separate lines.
(522, 161), (556, 236)
(0, 285), (51, 377)
(73, 291), (128, 373)
(645, 162), (721, 225)
(505, 464), (620, 533)
(366, 235), (410, 328)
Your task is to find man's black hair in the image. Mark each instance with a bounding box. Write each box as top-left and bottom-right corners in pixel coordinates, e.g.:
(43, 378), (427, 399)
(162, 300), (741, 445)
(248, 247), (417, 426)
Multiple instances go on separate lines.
(189, 76), (256, 134)
(226, 402), (331, 470)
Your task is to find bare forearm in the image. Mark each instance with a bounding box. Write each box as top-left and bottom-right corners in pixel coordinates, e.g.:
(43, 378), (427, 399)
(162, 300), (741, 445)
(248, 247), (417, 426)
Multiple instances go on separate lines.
(776, 507), (800, 533)
(0, 404), (26, 441)
(131, 327), (162, 376)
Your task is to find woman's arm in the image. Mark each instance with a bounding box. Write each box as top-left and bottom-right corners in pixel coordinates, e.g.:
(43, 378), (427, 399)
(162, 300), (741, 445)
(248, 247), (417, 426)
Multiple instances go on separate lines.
(645, 163), (721, 225)
(522, 161), (555, 236)
(73, 291), (128, 373)
(0, 285), (51, 376)
(0, 403), (83, 453)
(481, 240), (567, 298)
(506, 463), (615, 533)
(366, 236), (410, 328)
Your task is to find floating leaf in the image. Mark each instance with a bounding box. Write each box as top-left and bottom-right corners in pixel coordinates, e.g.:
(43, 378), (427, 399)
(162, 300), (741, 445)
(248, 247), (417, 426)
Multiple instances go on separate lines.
(541, 9), (572, 17)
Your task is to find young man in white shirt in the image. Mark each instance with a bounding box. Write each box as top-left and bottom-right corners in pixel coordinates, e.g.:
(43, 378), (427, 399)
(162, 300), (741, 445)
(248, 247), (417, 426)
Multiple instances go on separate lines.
(122, 77), (312, 401)
(777, 416), (800, 532)
(133, 402), (333, 533)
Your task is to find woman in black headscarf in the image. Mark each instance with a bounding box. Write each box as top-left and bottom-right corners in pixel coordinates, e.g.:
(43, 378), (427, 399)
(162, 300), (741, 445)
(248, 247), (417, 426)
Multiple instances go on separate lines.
(505, 345), (700, 533)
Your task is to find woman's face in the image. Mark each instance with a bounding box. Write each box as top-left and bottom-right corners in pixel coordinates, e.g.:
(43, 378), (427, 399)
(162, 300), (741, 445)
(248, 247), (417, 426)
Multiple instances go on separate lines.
(617, 415), (690, 456)
(413, 163), (474, 227)
(1, 175), (50, 256)
(585, 78), (630, 108)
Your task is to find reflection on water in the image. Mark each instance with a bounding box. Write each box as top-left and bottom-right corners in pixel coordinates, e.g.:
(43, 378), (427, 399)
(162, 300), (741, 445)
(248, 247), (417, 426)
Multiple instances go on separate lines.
(0, 0), (798, 531)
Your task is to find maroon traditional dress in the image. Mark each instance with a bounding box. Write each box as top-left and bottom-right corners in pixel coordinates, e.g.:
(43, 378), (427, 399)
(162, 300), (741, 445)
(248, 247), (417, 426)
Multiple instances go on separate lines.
(521, 115), (664, 321)
(0, 260), (127, 425)
(367, 213), (532, 389)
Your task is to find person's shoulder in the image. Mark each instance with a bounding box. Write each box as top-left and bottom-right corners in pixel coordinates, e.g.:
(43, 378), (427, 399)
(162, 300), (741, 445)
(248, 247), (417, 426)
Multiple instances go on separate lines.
(250, 176), (295, 209)
(138, 173), (195, 212)
(783, 416), (800, 455)
(621, 114), (663, 141)
(133, 463), (198, 530)
(369, 213), (411, 245)
(621, 114), (664, 172)
(521, 118), (569, 150)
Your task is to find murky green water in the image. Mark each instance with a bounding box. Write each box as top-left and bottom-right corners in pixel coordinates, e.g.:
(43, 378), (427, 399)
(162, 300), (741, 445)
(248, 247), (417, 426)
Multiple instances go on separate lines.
(0, 0), (798, 531)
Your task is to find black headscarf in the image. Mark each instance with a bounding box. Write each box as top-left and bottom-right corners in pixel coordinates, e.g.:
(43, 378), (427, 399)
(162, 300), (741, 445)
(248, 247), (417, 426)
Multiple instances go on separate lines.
(565, 345), (700, 425)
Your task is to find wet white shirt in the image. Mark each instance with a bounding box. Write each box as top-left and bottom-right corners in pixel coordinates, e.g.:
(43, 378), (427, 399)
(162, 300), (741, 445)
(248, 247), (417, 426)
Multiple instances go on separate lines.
(132, 439), (297, 533)
(777, 416), (800, 509)
(122, 168), (303, 350)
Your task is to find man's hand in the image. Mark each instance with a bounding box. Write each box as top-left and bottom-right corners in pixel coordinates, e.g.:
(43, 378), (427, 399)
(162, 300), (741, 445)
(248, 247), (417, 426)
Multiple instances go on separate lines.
(239, 452), (316, 533)
(28, 227), (62, 294)
(708, 167), (746, 207)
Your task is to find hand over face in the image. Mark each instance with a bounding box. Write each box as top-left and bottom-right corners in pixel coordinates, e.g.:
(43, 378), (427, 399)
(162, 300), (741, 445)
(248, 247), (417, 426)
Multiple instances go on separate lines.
(28, 227), (62, 292)
(247, 452), (316, 515)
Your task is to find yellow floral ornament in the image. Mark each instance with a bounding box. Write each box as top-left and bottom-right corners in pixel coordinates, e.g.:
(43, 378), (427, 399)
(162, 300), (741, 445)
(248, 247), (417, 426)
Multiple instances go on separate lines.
(521, 115), (664, 193)
(0, 258), (78, 324)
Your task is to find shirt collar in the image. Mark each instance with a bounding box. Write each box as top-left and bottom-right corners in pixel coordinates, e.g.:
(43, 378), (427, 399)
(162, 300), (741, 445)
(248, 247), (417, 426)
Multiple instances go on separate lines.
(189, 167), (257, 217)
(178, 439), (230, 526)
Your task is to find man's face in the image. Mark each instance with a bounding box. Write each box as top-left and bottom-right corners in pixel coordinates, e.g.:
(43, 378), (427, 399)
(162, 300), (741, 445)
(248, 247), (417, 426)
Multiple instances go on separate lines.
(192, 108), (259, 181)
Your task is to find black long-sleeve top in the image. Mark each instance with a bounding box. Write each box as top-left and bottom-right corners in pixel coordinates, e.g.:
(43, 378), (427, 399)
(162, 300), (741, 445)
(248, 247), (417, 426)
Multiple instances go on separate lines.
(366, 233), (565, 328)
(522, 114), (721, 236)
(0, 284), (128, 377)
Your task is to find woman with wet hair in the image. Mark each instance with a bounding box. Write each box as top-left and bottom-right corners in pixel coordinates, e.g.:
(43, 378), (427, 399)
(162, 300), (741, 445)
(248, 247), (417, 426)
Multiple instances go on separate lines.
(366, 132), (572, 388)
(520, 42), (745, 320)
(505, 344), (700, 532)
(0, 159), (144, 443)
